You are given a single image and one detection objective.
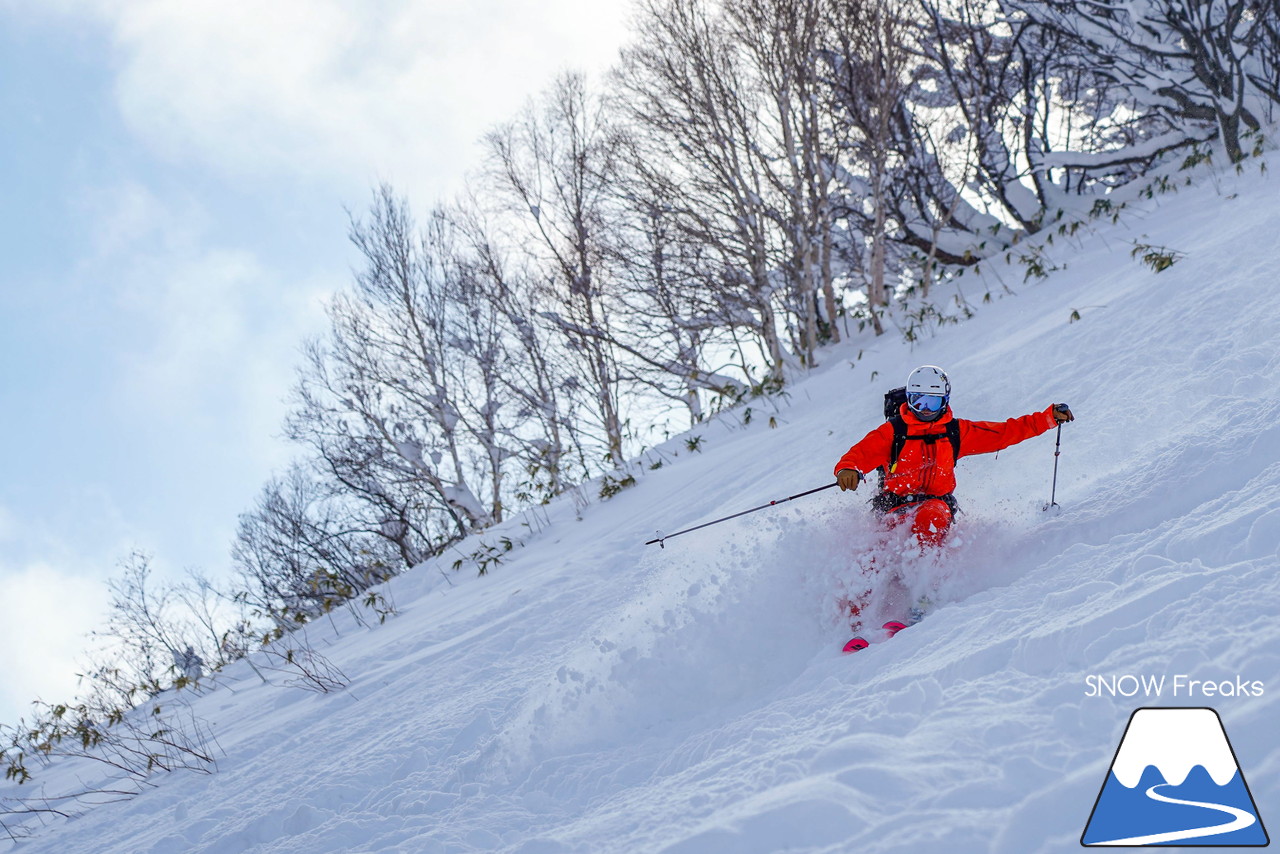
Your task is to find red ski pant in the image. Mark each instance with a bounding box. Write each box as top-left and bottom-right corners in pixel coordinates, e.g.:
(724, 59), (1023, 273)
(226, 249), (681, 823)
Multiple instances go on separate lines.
(885, 498), (952, 547)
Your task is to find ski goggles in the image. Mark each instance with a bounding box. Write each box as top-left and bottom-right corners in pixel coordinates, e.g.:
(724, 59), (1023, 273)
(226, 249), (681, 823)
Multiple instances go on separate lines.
(906, 391), (947, 413)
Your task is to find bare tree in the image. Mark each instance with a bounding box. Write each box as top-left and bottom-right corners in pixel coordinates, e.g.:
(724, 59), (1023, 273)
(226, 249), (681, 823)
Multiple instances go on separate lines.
(451, 198), (585, 499)
(617, 0), (796, 380)
(232, 463), (397, 628)
(171, 570), (247, 673)
(726, 0), (843, 357)
(822, 0), (920, 333)
(84, 552), (189, 703)
(485, 73), (630, 466)
(287, 188), (500, 565)
(604, 162), (753, 423)
(344, 189), (492, 527)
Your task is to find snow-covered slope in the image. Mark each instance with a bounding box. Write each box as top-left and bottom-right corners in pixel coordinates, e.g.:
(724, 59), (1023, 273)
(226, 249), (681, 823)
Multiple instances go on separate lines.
(5, 161), (1279, 854)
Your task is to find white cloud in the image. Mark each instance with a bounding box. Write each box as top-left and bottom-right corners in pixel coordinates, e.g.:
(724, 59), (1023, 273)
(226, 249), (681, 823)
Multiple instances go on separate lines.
(71, 180), (331, 465)
(46, 0), (631, 200)
(0, 561), (107, 724)
(115, 242), (333, 465)
(84, 178), (191, 256)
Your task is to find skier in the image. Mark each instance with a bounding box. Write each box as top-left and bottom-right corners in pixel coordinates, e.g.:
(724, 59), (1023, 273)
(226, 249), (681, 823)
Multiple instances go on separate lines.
(834, 365), (1073, 548)
(833, 366), (1072, 648)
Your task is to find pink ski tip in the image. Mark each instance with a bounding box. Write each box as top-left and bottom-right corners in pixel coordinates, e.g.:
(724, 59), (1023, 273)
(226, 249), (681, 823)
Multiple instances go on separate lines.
(882, 620), (907, 637)
(842, 637), (870, 654)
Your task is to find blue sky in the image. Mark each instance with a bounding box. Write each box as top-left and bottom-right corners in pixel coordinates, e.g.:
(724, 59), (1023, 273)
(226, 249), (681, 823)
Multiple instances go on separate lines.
(0, 1), (630, 725)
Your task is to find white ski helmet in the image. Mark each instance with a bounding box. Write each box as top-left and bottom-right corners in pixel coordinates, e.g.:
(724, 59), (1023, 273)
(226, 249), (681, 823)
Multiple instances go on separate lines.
(905, 365), (951, 418)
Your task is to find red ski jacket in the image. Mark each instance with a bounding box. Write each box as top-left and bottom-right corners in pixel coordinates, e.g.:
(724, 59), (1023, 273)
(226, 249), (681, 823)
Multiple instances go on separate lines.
(834, 404), (1058, 497)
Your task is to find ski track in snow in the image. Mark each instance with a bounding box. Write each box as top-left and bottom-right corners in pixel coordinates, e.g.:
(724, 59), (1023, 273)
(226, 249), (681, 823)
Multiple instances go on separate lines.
(3, 162), (1279, 853)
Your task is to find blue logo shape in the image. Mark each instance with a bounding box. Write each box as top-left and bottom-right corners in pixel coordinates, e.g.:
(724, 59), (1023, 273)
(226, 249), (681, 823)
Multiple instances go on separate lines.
(1082, 707), (1269, 847)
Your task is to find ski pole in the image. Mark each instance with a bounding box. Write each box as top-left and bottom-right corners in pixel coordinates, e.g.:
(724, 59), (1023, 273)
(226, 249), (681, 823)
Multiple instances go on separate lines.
(1044, 423), (1063, 511)
(646, 482), (839, 547)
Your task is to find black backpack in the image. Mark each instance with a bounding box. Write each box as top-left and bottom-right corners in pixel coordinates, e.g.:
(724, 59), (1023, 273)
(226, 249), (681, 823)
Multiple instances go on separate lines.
(880, 387), (960, 476)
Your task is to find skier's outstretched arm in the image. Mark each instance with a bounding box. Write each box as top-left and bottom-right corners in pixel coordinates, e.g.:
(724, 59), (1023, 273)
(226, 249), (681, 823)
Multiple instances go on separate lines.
(958, 403), (1072, 457)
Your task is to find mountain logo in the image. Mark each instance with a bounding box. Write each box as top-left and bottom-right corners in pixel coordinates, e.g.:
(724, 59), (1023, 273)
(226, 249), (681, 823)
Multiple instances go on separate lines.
(1082, 707), (1269, 847)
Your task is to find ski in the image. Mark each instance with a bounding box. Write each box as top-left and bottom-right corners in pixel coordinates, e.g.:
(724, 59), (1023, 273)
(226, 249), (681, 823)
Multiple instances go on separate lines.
(842, 620), (909, 654)
(842, 637), (869, 653)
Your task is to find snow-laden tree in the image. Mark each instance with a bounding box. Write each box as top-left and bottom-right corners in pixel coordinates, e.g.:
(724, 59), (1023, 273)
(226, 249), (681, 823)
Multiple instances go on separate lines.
(907, 0), (1163, 241)
(1012, 0), (1280, 164)
(819, 0), (1261, 282)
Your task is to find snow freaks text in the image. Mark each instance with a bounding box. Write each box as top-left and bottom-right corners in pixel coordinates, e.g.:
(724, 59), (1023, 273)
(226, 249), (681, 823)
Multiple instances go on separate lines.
(1084, 675), (1265, 699)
